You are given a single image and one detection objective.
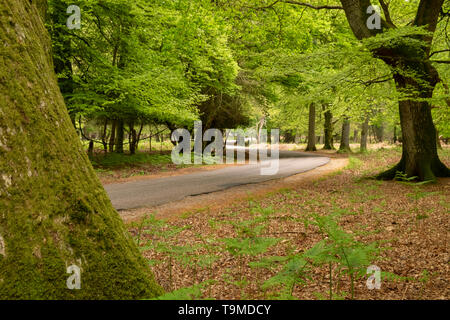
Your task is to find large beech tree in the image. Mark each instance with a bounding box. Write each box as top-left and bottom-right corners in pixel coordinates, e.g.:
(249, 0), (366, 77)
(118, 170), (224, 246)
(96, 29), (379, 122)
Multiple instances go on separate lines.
(265, 0), (449, 180)
(339, 0), (449, 180)
(0, 0), (162, 298)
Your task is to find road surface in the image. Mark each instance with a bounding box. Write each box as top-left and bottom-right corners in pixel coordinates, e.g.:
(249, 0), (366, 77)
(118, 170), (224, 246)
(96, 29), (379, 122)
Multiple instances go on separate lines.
(104, 149), (330, 210)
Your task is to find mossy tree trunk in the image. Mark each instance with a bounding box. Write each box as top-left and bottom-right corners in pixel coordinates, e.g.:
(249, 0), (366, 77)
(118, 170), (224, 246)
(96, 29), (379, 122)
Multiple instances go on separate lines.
(48, 0), (74, 127)
(305, 104), (316, 151)
(0, 0), (163, 299)
(339, 0), (449, 181)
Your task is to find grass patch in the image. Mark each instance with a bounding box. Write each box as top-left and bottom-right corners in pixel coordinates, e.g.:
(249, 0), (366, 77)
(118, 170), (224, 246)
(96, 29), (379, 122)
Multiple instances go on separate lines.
(91, 152), (173, 168)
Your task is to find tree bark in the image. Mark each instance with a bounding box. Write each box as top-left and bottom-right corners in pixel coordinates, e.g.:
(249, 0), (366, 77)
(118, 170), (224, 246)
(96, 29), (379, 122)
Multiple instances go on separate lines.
(339, 118), (352, 152)
(115, 120), (124, 154)
(48, 0), (75, 128)
(305, 104), (317, 151)
(323, 108), (334, 150)
(109, 120), (116, 153)
(372, 124), (384, 143)
(377, 74), (449, 180)
(129, 122), (138, 155)
(0, 0), (162, 299)
(101, 119), (108, 154)
(360, 116), (369, 152)
(353, 129), (358, 143)
(88, 140), (94, 157)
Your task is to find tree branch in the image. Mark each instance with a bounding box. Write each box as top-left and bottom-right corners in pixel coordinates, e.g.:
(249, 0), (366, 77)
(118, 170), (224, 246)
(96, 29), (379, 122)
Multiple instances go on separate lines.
(429, 49), (450, 58)
(281, 0), (343, 9)
(430, 60), (450, 64)
(379, 0), (396, 27)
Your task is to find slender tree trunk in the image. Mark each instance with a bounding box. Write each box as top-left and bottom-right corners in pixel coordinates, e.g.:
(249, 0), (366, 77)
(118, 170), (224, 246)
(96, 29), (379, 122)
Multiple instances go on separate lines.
(372, 124), (384, 143)
(0, 0), (162, 299)
(256, 116), (265, 145)
(135, 123), (143, 151)
(88, 140), (94, 157)
(109, 120), (116, 153)
(101, 119), (108, 154)
(305, 104), (317, 151)
(129, 122), (138, 155)
(339, 118), (351, 152)
(323, 108), (334, 150)
(360, 117), (369, 152)
(115, 120), (124, 154)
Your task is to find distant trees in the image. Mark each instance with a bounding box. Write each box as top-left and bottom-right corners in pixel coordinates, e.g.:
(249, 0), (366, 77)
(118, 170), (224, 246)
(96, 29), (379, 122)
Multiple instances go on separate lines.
(47, 0), (250, 154)
(48, 0), (450, 180)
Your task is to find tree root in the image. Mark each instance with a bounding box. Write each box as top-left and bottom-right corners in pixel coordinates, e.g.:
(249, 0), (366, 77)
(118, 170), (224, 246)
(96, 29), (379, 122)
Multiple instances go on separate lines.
(376, 156), (450, 181)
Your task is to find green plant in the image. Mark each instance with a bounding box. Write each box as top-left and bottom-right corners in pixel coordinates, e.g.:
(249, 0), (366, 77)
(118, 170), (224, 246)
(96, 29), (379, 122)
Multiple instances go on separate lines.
(221, 206), (279, 297)
(263, 214), (383, 300)
(152, 281), (214, 300)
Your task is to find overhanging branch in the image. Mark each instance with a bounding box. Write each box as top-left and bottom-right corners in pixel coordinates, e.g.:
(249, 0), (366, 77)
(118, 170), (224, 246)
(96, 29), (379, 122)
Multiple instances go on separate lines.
(430, 60), (450, 64)
(281, 0), (343, 9)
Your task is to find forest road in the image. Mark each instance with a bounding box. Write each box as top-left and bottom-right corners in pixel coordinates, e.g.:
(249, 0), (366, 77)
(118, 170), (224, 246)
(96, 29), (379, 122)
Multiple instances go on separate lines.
(104, 149), (330, 211)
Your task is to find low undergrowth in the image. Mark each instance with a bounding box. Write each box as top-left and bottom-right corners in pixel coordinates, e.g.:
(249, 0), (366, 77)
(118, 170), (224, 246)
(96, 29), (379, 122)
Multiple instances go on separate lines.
(129, 148), (449, 300)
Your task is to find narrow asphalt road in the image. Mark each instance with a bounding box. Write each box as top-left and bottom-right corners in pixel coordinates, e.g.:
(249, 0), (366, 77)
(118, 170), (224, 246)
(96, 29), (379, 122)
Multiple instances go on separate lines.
(104, 149), (330, 210)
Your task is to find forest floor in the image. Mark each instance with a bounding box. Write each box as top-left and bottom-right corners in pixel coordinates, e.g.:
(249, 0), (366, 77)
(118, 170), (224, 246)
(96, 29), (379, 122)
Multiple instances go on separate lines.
(127, 146), (449, 300)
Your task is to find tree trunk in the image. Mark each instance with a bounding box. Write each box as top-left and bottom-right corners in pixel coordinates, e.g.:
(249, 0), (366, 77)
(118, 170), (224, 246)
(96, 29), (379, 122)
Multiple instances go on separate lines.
(256, 116), (265, 145)
(0, 0), (162, 299)
(129, 122), (138, 155)
(339, 118), (352, 152)
(360, 116), (369, 152)
(372, 124), (384, 143)
(305, 104), (317, 151)
(115, 120), (124, 154)
(101, 119), (108, 154)
(109, 120), (116, 153)
(323, 108), (334, 150)
(135, 123), (143, 151)
(377, 76), (449, 180)
(88, 140), (94, 157)
(48, 0), (75, 128)
(353, 129), (358, 143)
(283, 131), (295, 143)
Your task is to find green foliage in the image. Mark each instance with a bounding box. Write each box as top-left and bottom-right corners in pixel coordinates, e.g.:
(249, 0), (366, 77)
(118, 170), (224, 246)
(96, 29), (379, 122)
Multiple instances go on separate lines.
(262, 214), (382, 300)
(152, 281), (213, 300)
(91, 152), (173, 168)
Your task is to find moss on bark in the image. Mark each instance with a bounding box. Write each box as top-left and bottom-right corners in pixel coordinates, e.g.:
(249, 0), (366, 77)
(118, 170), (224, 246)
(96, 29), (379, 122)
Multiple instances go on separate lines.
(0, 0), (163, 299)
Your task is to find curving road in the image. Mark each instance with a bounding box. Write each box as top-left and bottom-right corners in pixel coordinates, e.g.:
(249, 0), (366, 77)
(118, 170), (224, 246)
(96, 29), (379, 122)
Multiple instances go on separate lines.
(104, 149), (330, 210)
